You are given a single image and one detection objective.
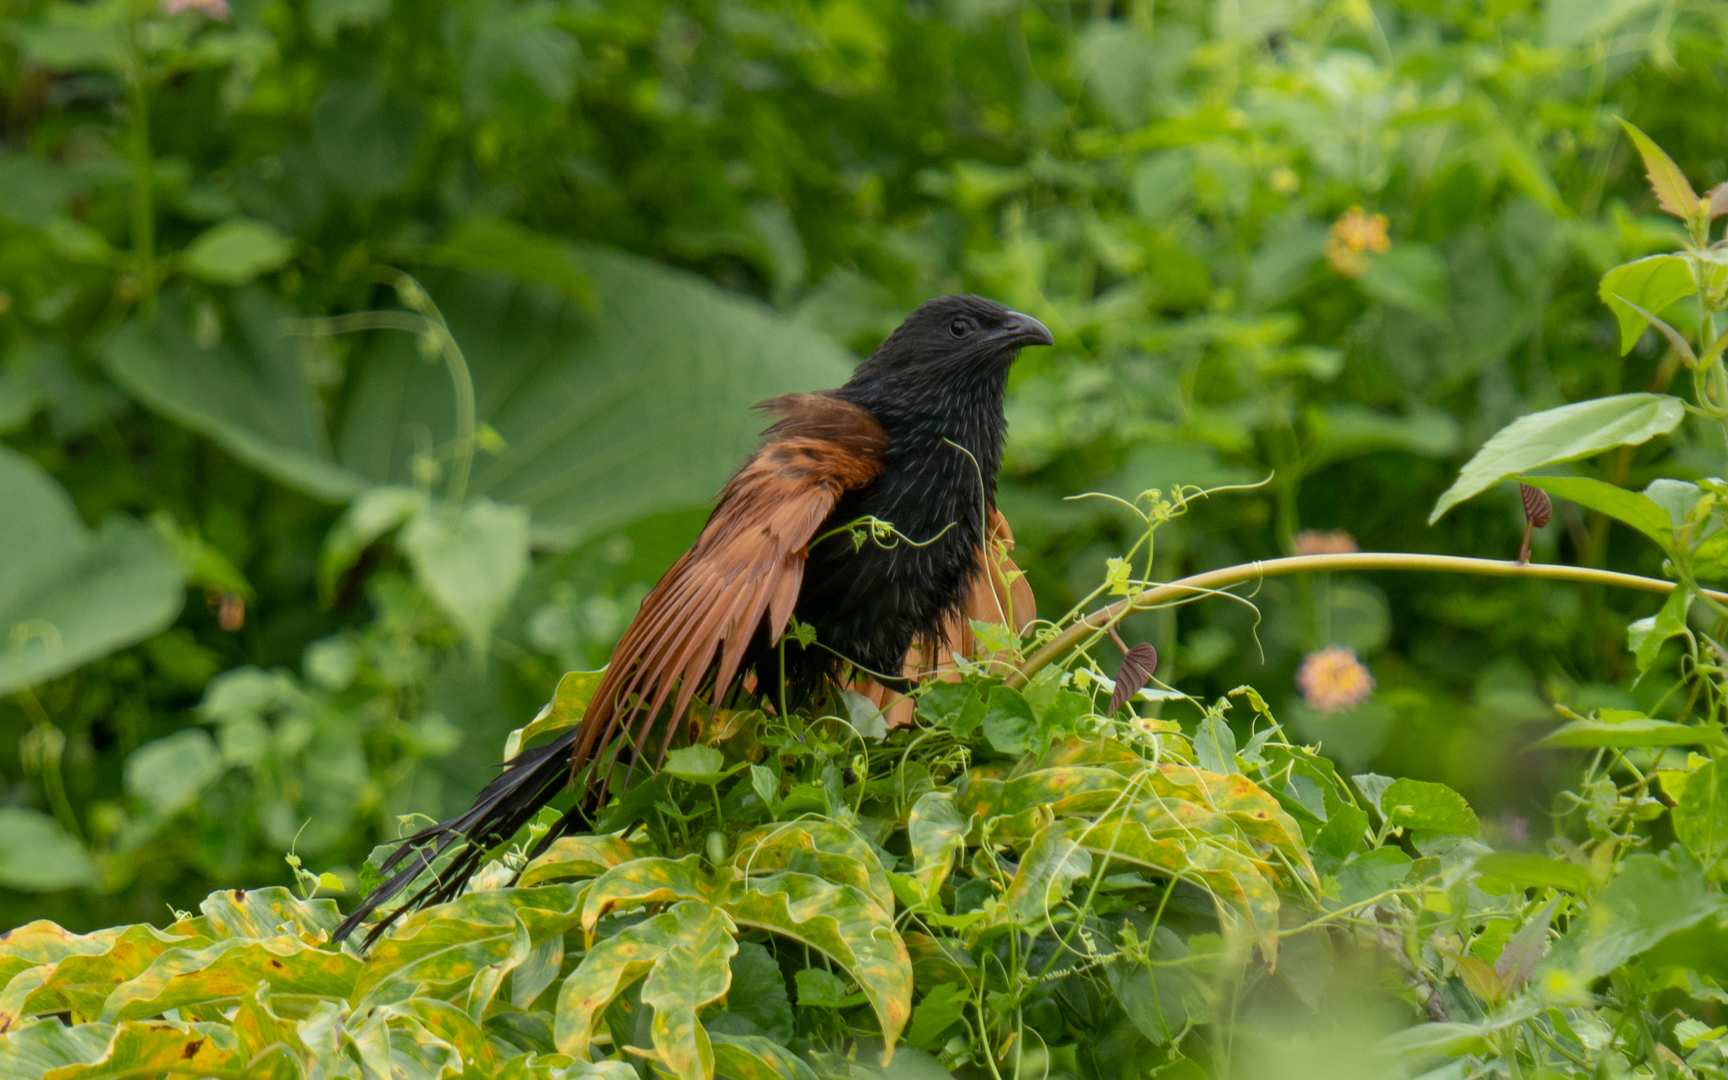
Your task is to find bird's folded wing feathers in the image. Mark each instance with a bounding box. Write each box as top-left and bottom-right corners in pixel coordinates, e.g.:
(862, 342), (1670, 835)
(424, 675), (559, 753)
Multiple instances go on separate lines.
(569, 393), (888, 780)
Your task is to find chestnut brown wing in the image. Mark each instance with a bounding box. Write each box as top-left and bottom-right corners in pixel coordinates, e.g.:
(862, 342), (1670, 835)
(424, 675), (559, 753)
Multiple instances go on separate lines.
(568, 393), (888, 784)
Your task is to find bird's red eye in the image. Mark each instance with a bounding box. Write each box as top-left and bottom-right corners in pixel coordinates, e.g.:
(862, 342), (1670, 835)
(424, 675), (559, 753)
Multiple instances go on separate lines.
(950, 317), (977, 337)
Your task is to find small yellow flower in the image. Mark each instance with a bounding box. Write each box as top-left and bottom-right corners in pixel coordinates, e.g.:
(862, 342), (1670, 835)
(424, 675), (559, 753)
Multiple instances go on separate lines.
(1268, 166), (1300, 196)
(1297, 645), (1374, 713)
(1324, 206), (1390, 277)
(1293, 529), (1360, 556)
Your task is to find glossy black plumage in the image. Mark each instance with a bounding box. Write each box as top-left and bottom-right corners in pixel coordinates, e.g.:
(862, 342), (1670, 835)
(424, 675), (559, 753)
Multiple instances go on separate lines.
(333, 295), (1051, 944)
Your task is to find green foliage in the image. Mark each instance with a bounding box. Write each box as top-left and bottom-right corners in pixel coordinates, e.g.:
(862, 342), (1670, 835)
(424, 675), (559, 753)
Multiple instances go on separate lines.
(8, 0), (1728, 1075)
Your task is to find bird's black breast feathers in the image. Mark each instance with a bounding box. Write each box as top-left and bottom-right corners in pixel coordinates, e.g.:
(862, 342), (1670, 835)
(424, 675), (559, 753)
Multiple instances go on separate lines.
(794, 372), (1012, 684)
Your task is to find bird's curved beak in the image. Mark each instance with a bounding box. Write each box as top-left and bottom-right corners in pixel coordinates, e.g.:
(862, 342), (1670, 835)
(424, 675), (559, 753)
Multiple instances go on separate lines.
(998, 310), (1054, 348)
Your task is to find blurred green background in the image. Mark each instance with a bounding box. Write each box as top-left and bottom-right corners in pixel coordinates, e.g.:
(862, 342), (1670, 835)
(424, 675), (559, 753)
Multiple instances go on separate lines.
(0, 0), (1713, 929)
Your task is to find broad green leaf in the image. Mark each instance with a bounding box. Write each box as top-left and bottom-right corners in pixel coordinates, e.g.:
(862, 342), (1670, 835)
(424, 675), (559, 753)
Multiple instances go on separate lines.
(1619, 119), (1700, 220)
(1599, 255), (1696, 354)
(106, 938), (363, 1021)
(1194, 714), (1237, 774)
(640, 905), (736, 1080)
(1380, 778), (1478, 837)
(731, 822), (892, 915)
(339, 255), (854, 547)
(1, 925), (201, 1023)
(400, 497), (531, 654)
(1677, 759), (1728, 868)
(723, 872), (911, 1052)
(0, 810), (95, 892)
(1539, 853), (1725, 989)
(1532, 716), (1725, 750)
(379, 997), (495, 1076)
(663, 745), (727, 782)
(1004, 826), (1092, 925)
(903, 983), (968, 1052)
(518, 833), (653, 886)
(1520, 476), (1674, 551)
(555, 901), (721, 1061)
(505, 669), (607, 760)
(712, 941), (793, 1043)
(350, 919), (519, 1010)
(123, 729), (223, 817)
(1104, 927), (1204, 1045)
(981, 686), (1036, 756)
(1472, 853), (1592, 894)
(582, 856), (715, 934)
(0, 447), (183, 697)
(0, 924), (136, 992)
(709, 1033), (819, 1080)
(102, 290), (369, 503)
(1428, 394), (1686, 523)
(906, 792), (968, 900)
(32, 1020), (239, 1080)
(795, 967), (849, 1008)
(181, 219), (293, 285)
(199, 887), (344, 940)
(1628, 586), (1693, 677)
(1334, 847), (1413, 907)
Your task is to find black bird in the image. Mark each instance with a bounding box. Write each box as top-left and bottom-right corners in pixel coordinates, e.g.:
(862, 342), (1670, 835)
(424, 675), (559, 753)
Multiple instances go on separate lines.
(334, 294), (1052, 942)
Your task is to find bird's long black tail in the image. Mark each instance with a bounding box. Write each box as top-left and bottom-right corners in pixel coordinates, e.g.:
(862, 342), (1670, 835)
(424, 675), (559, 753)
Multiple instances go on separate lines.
(331, 727), (586, 945)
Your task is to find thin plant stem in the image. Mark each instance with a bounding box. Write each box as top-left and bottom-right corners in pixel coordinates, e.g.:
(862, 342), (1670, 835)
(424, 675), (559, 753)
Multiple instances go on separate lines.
(1010, 552), (1728, 688)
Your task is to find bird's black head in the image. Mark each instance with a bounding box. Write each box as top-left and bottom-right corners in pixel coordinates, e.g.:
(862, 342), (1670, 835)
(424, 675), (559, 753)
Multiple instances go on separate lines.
(843, 295), (1053, 397)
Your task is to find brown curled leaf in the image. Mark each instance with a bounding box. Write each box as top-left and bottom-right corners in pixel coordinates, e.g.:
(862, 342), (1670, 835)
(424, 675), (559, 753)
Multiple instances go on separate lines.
(1519, 483), (1552, 528)
(1108, 643), (1159, 716)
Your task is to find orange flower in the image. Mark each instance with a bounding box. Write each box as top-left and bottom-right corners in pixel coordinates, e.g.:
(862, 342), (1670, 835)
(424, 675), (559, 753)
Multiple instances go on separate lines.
(1297, 645), (1374, 713)
(1294, 529), (1359, 556)
(1324, 207), (1390, 277)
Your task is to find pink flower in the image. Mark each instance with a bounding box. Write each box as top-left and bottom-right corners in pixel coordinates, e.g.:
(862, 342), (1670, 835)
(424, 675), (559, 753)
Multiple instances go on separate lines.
(1293, 529), (1359, 556)
(161, 0), (229, 18)
(1297, 645), (1375, 713)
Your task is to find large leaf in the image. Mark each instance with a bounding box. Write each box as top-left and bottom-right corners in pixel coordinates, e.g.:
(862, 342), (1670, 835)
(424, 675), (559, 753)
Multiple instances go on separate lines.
(1539, 853), (1726, 989)
(639, 904), (736, 1080)
(555, 901), (722, 1061)
(0, 447), (183, 696)
(1677, 759), (1728, 868)
(399, 497), (531, 654)
(338, 250), (855, 547)
(26, 1020), (239, 1080)
(0, 810), (95, 893)
(1428, 394), (1686, 523)
(1598, 255), (1696, 354)
(102, 290), (368, 502)
(731, 821), (893, 914)
(906, 792), (969, 900)
(723, 873), (912, 1053)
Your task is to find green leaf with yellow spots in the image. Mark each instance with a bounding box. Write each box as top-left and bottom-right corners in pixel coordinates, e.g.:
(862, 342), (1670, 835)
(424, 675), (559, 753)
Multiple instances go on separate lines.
(709, 1033), (820, 1080)
(731, 820), (892, 913)
(555, 901), (727, 1062)
(198, 888), (344, 941)
(12, 1019), (240, 1080)
(641, 904), (736, 1080)
(907, 792), (968, 901)
(1004, 825), (1093, 925)
(505, 669), (606, 760)
(580, 856), (716, 935)
(518, 832), (657, 886)
(0, 925), (208, 1024)
(105, 937), (362, 1021)
(722, 872), (911, 1055)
